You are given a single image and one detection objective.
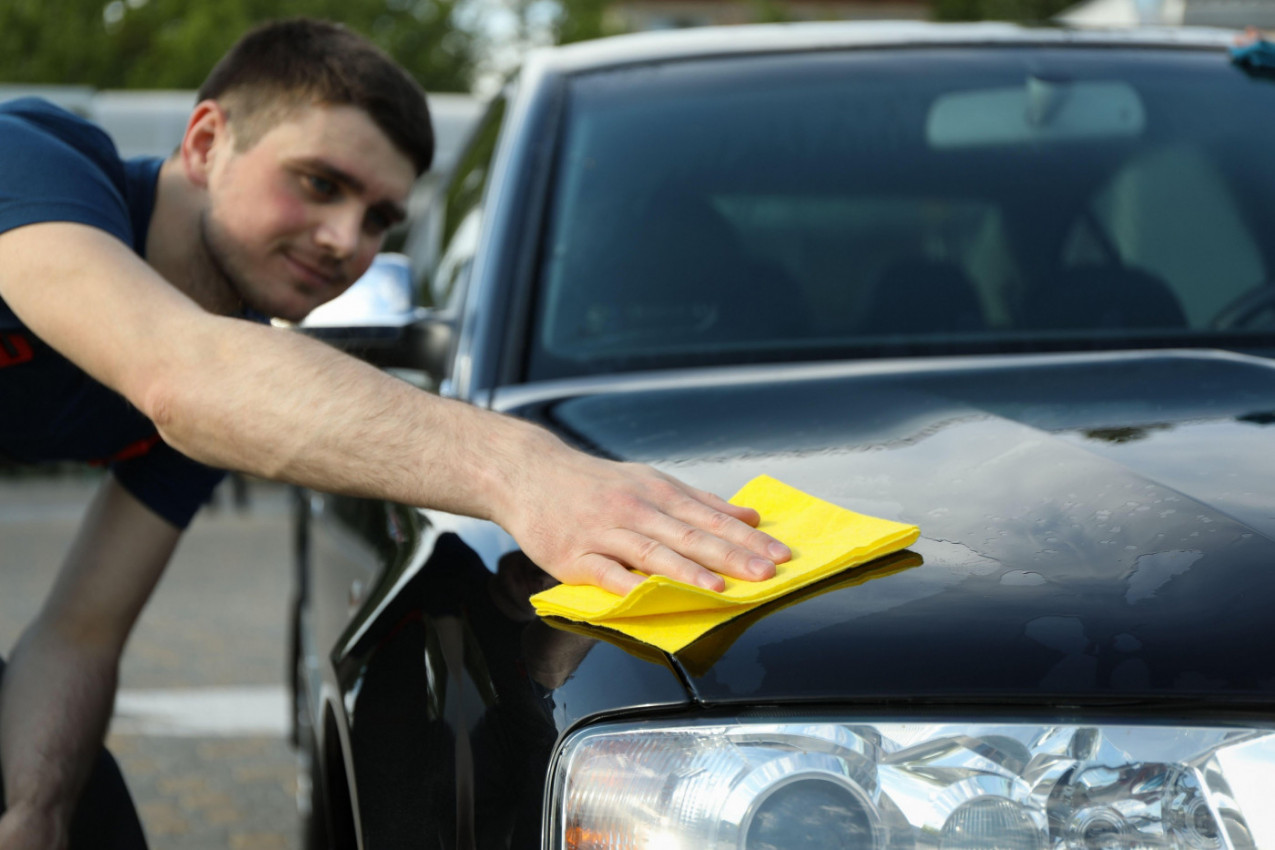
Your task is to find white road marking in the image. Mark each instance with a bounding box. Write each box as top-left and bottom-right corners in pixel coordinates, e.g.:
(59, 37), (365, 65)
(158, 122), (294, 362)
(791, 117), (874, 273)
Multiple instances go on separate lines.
(0, 505), (91, 524)
(112, 685), (289, 737)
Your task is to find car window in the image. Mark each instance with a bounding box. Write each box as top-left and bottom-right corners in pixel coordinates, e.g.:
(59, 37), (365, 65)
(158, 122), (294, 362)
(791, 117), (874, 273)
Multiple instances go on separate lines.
(528, 47), (1275, 381)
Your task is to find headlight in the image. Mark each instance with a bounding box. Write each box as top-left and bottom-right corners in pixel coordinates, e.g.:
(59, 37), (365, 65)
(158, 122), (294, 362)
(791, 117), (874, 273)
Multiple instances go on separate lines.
(547, 720), (1275, 850)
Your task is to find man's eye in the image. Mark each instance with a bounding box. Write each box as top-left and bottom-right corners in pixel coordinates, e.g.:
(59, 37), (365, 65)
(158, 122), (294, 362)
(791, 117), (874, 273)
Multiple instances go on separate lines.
(305, 175), (338, 198)
(364, 209), (392, 235)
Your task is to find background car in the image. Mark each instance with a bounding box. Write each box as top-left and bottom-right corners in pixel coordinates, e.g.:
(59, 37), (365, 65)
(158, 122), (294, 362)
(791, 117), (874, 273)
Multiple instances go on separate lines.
(293, 21), (1275, 850)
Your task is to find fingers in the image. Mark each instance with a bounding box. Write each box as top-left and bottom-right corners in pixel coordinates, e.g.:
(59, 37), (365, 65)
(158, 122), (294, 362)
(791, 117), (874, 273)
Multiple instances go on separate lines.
(575, 552), (647, 596)
(565, 511), (779, 596)
(598, 528), (730, 591)
(571, 477), (789, 592)
(622, 512), (774, 589)
(685, 484), (762, 528)
(581, 474), (793, 592)
(662, 478), (791, 565)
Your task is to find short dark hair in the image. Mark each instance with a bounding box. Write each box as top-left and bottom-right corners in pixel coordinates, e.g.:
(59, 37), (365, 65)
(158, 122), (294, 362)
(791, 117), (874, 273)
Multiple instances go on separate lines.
(198, 19), (433, 174)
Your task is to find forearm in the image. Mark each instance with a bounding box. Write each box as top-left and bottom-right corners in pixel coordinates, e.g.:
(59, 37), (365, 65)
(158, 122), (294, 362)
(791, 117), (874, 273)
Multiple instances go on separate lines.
(0, 221), (513, 519)
(142, 314), (535, 522)
(0, 622), (118, 836)
(0, 479), (178, 847)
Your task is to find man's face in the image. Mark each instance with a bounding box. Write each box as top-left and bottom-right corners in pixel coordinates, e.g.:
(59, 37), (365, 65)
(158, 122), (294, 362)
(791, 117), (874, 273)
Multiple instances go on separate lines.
(200, 103), (416, 322)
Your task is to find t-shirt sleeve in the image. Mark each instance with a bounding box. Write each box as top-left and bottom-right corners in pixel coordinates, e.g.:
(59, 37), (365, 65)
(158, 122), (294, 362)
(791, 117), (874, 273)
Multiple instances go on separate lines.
(0, 100), (132, 245)
(112, 441), (227, 530)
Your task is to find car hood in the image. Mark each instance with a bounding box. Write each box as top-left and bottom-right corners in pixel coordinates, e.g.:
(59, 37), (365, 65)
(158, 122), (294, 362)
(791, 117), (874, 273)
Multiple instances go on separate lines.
(499, 350), (1275, 709)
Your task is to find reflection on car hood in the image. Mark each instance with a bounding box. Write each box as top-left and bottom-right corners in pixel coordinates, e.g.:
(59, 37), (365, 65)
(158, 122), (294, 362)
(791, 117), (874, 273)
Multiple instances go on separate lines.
(502, 350), (1275, 706)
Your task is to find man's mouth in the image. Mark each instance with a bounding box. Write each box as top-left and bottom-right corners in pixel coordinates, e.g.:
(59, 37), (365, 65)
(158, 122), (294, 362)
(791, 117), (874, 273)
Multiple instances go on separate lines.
(283, 252), (345, 291)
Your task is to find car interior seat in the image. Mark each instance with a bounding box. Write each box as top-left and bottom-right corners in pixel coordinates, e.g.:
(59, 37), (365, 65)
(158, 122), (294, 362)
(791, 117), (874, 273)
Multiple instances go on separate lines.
(552, 192), (808, 349)
(1022, 266), (1187, 331)
(858, 259), (988, 336)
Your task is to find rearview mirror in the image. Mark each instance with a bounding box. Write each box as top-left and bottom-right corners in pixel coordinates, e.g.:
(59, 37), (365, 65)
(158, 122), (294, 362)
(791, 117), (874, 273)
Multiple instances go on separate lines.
(927, 77), (1145, 149)
(298, 253), (455, 379)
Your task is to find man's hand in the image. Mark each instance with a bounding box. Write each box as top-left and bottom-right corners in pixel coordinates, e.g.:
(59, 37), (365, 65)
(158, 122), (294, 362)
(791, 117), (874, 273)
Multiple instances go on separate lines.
(496, 429), (790, 596)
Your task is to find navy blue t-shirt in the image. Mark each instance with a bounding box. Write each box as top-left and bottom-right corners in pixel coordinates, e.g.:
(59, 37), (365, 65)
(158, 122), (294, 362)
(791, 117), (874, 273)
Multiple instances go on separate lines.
(0, 97), (225, 529)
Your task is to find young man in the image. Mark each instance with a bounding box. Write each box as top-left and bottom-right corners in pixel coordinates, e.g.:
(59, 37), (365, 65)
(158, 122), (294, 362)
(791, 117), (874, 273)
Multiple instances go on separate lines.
(0, 19), (788, 849)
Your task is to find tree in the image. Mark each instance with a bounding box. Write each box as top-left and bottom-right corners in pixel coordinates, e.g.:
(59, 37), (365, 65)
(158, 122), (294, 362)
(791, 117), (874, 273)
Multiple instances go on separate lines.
(552, 0), (612, 44)
(0, 0), (475, 92)
(932, 0), (1074, 23)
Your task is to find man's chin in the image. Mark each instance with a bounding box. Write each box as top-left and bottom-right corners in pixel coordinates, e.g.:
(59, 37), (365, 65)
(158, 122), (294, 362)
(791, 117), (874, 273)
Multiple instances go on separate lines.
(235, 285), (318, 324)
(271, 304), (318, 325)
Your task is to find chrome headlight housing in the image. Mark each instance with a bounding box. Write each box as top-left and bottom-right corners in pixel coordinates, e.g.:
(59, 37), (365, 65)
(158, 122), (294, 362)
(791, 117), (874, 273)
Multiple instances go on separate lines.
(547, 719), (1275, 850)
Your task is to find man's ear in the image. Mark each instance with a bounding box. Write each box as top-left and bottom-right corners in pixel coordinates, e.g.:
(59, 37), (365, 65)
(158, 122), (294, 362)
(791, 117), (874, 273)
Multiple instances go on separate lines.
(180, 100), (231, 189)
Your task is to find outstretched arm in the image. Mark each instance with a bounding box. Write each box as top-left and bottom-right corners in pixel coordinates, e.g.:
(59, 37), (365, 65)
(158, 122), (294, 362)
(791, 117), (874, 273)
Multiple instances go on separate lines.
(0, 476), (180, 850)
(0, 222), (788, 595)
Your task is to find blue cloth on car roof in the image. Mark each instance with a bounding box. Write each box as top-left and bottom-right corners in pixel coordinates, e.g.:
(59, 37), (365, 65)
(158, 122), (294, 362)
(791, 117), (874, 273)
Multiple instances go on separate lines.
(1231, 39), (1275, 77)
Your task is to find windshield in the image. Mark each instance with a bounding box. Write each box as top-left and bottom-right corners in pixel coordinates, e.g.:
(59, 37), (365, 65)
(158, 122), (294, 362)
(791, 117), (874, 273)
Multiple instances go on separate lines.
(528, 46), (1275, 381)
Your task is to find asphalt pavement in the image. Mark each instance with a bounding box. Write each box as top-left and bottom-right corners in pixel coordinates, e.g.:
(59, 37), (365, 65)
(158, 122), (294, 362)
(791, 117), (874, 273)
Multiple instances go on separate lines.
(0, 472), (300, 850)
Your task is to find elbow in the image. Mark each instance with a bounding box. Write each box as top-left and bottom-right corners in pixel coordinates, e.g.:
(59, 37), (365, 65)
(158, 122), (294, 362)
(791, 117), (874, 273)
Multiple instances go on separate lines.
(135, 376), (193, 456)
(138, 380), (175, 431)
(130, 352), (274, 478)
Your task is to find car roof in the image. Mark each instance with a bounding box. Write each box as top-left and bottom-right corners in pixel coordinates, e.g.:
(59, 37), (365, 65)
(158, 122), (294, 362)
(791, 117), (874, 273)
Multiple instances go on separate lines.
(523, 20), (1238, 76)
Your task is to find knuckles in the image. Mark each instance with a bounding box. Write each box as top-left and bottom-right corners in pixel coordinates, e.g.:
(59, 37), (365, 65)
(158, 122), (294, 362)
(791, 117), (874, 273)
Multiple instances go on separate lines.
(676, 525), (705, 552)
(702, 510), (734, 536)
(585, 557), (614, 588)
(633, 536), (664, 568)
(719, 544), (754, 574)
(603, 488), (646, 519)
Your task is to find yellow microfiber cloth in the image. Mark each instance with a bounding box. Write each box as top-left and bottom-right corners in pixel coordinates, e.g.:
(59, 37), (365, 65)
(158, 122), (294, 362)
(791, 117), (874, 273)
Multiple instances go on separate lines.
(530, 475), (920, 653)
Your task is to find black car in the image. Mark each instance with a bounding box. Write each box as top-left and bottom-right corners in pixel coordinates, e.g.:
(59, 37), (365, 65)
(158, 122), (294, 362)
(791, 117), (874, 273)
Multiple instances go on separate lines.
(292, 21), (1275, 850)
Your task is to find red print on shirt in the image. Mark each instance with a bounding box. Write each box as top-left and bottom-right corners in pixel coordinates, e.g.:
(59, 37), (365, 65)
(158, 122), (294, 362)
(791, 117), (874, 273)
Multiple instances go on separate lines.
(89, 434), (162, 467)
(0, 334), (33, 368)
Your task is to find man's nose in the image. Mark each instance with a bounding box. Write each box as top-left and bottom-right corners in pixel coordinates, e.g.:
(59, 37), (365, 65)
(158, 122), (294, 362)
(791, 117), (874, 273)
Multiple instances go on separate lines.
(315, 206), (364, 259)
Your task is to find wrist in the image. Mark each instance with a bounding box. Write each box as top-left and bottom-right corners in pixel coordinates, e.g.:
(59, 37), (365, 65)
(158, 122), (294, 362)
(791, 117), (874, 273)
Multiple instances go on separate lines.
(0, 797), (72, 850)
(476, 414), (564, 531)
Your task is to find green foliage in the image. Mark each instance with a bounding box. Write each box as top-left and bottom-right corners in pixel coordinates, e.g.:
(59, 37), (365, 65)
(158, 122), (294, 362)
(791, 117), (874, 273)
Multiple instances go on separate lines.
(750, 0), (795, 24)
(932, 0), (1074, 23)
(553, 0), (613, 44)
(0, 0), (475, 92)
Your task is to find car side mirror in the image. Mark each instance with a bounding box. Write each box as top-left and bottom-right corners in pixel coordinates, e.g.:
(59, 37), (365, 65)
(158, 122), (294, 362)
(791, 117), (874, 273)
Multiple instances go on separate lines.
(298, 253), (455, 380)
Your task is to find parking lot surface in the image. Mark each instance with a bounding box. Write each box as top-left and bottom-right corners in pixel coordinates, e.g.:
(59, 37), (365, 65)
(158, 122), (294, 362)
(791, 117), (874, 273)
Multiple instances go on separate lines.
(0, 473), (299, 849)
